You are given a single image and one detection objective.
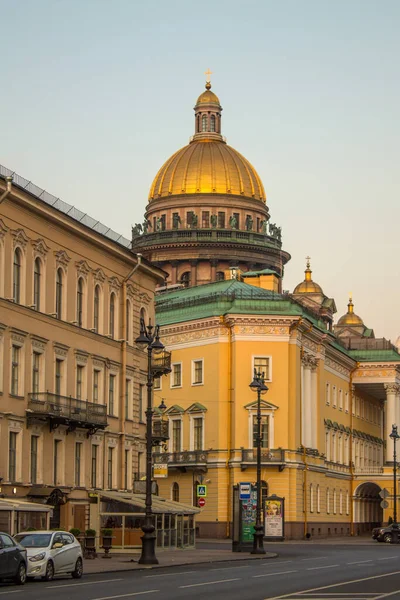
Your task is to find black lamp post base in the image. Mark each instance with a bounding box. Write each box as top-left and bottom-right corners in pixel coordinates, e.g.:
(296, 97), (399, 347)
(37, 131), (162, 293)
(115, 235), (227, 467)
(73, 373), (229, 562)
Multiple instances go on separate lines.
(251, 525), (266, 555)
(138, 529), (159, 565)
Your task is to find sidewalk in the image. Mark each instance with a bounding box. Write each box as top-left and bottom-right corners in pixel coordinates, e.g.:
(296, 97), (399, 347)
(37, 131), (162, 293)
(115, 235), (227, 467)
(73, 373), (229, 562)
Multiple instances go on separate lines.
(83, 547), (277, 574)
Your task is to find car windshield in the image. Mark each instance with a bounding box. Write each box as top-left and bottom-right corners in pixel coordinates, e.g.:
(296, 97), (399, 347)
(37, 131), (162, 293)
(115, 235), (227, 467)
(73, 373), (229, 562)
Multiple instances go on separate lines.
(14, 533), (52, 548)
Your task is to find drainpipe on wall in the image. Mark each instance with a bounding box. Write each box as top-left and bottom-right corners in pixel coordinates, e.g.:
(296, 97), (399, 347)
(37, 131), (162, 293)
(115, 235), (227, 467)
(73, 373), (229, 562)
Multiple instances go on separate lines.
(0, 176), (13, 205)
(221, 315), (233, 538)
(349, 364), (359, 536)
(300, 345), (308, 539)
(120, 254), (142, 489)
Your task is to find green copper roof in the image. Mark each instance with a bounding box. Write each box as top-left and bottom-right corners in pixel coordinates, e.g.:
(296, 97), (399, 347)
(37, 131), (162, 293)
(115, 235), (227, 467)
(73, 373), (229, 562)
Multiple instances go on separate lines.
(349, 349), (400, 362)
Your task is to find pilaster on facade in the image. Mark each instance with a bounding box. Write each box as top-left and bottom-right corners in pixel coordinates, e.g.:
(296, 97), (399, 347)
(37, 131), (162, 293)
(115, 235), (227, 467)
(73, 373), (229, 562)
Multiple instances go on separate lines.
(384, 383), (400, 461)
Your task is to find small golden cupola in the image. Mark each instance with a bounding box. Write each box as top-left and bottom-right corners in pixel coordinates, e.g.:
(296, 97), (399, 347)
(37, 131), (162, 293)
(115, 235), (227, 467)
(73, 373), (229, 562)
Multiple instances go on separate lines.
(293, 257), (323, 295)
(336, 295), (364, 327)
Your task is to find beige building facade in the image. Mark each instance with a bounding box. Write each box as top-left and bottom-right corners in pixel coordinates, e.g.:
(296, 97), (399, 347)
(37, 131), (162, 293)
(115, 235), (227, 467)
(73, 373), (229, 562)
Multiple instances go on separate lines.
(0, 167), (164, 532)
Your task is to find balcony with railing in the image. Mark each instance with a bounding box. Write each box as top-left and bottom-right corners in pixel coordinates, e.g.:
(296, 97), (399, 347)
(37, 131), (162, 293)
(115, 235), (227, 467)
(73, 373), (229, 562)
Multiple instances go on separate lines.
(241, 448), (285, 471)
(151, 351), (172, 377)
(27, 392), (107, 434)
(133, 229), (282, 250)
(353, 465), (384, 475)
(153, 450), (209, 471)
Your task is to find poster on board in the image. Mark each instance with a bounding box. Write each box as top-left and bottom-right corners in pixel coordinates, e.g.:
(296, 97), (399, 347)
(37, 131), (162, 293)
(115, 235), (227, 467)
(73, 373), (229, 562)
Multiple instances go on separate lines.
(264, 495), (285, 540)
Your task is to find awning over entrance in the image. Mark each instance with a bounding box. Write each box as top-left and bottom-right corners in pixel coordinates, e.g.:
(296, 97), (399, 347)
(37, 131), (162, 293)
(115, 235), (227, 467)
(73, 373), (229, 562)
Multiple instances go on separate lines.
(100, 491), (200, 514)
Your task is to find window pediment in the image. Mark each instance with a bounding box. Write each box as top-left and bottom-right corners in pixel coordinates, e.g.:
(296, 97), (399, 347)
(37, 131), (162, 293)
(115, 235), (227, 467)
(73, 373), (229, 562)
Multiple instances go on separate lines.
(187, 402), (207, 413)
(245, 400), (278, 411)
(166, 404), (185, 415)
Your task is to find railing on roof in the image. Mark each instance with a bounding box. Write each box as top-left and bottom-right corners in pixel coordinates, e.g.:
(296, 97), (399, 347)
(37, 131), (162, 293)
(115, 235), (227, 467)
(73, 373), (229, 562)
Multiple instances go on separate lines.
(0, 165), (131, 249)
(132, 228), (282, 249)
(341, 337), (397, 351)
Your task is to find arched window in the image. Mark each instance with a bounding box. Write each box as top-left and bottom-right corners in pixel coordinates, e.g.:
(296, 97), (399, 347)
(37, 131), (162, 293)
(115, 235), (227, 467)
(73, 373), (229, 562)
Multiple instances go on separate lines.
(109, 293), (116, 338)
(140, 307), (147, 324)
(172, 482), (179, 502)
(201, 114), (207, 132)
(216, 271), (225, 281)
(93, 285), (100, 333)
(77, 278), (84, 327)
(210, 115), (216, 132)
(126, 299), (131, 343)
(33, 257), (41, 311)
(56, 268), (63, 319)
(13, 248), (21, 304)
(180, 272), (191, 288)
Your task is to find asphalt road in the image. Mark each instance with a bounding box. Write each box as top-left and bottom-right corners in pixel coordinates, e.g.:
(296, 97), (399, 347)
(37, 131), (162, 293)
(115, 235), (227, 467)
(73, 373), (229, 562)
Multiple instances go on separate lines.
(2, 543), (400, 600)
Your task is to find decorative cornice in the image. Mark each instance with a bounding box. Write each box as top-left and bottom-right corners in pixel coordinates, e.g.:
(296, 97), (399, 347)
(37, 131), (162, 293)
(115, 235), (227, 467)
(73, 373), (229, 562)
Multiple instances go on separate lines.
(54, 249), (71, 269)
(54, 342), (69, 358)
(11, 228), (29, 250)
(0, 219), (9, 240)
(76, 260), (91, 279)
(109, 276), (122, 292)
(325, 356), (351, 379)
(93, 268), (106, 284)
(31, 335), (48, 352)
(32, 238), (50, 259)
(139, 292), (152, 304)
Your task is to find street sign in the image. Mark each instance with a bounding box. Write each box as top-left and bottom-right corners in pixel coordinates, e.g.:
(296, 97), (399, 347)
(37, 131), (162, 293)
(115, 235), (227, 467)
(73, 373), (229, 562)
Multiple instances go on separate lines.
(380, 500), (389, 509)
(380, 488), (390, 499)
(197, 485), (207, 498)
(239, 482), (251, 500)
(198, 498), (206, 508)
(153, 464), (168, 478)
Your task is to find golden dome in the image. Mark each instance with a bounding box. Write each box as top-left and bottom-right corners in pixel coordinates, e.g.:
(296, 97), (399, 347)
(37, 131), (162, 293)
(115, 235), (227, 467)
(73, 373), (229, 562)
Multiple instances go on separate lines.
(149, 139), (266, 201)
(337, 296), (364, 327)
(196, 81), (221, 106)
(293, 258), (323, 294)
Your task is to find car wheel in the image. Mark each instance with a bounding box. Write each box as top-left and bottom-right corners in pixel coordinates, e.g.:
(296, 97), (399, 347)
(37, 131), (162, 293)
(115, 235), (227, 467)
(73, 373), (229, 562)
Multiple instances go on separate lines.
(383, 533), (393, 543)
(71, 557), (83, 579)
(14, 562), (26, 585)
(42, 560), (54, 581)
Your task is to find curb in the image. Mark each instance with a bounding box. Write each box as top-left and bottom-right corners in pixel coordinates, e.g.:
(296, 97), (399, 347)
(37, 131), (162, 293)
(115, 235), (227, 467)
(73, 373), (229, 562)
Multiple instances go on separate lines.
(84, 552), (278, 574)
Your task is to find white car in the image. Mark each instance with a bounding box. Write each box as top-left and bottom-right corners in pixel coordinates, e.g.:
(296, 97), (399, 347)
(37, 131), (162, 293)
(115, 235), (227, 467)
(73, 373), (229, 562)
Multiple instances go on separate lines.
(13, 531), (83, 581)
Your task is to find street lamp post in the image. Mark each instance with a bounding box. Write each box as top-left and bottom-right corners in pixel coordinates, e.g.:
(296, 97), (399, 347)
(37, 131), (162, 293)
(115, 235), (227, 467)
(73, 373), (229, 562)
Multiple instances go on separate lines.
(135, 317), (165, 565)
(249, 368), (269, 554)
(390, 424), (400, 544)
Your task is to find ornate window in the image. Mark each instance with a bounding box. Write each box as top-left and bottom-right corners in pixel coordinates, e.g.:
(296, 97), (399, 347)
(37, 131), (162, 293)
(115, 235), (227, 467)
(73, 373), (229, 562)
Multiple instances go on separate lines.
(201, 114), (207, 131)
(109, 293), (116, 338)
(172, 482), (179, 502)
(56, 268), (63, 319)
(13, 248), (21, 303)
(210, 115), (216, 132)
(93, 285), (100, 333)
(33, 257), (41, 311)
(76, 278), (84, 327)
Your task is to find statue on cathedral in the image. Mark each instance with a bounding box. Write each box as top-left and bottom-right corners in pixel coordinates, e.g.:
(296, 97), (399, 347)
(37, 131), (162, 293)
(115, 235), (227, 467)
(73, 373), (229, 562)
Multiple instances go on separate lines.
(269, 222), (282, 241)
(155, 217), (163, 231)
(210, 214), (217, 228)
(260, 219), (268, 234)
(142, 219), (152, 234)
(188, 212), (198, 228)
(132, 223), (143, 238)
(229, 215), (238, 229)
(245, 215), (253, 231)
(172, 214), (181, 229)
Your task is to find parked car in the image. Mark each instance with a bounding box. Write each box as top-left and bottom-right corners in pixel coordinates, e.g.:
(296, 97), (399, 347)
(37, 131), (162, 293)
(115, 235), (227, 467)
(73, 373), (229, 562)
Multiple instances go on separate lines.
(372, 525), (400, 543)
(0, 532), (27, 585)
(13, 531), (83, 581)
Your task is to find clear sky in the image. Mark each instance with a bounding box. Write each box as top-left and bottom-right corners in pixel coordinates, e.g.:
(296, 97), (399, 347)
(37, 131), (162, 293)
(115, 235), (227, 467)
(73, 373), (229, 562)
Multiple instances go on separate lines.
(1, 0), (399, 340)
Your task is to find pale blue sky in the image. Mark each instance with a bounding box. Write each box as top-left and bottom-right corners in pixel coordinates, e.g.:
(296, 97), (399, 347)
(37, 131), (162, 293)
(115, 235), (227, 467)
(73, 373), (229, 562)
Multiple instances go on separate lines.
(1, 0), (399, 339)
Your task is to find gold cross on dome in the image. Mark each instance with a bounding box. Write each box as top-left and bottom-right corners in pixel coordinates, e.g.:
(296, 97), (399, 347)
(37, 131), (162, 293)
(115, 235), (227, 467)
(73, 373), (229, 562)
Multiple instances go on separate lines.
(204, 68), (213, 82)
(305, 255), (311, 268)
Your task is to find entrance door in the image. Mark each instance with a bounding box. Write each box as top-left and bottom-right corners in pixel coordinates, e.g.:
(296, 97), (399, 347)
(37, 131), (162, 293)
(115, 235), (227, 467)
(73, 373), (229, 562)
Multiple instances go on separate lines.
(74, 505), (86, 532)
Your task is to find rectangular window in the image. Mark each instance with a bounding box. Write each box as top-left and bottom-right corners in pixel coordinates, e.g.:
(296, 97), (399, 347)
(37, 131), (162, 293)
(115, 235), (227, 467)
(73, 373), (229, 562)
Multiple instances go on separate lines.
(257, 217), (261, 232)
(139, 384), (145, 422)
(172, 363), (182, 387)
(252, 416), (269, 449)
(124, 449), (129, 490)
(9, 432), (17, 481)
(54, 440), (61, 485)
(76, 365), (84, 400)
(233, 212), (240, 228)
(172, 420), (181, 452)
(109, 374), (115, 415)
(192, 360), (203, 385)
(32, 352), (40, 395)
(91, 445), (97, 488)
(202, 211), (210, 228)
(193, 417), (203, 451)
(253, 356), (270, 381)
(186, 211), (193, 227)
(93, 370), (100, 402)
(55, 359), (63, 396)
(30, 435), (38, 484)
(108, 447), (114, 489)
(217, 212), (225, 228)
(153, 376), (161, 390)
(75, 442), (82, 487)
(11, 345), (20, 395)
(125, 379), (130, 419)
